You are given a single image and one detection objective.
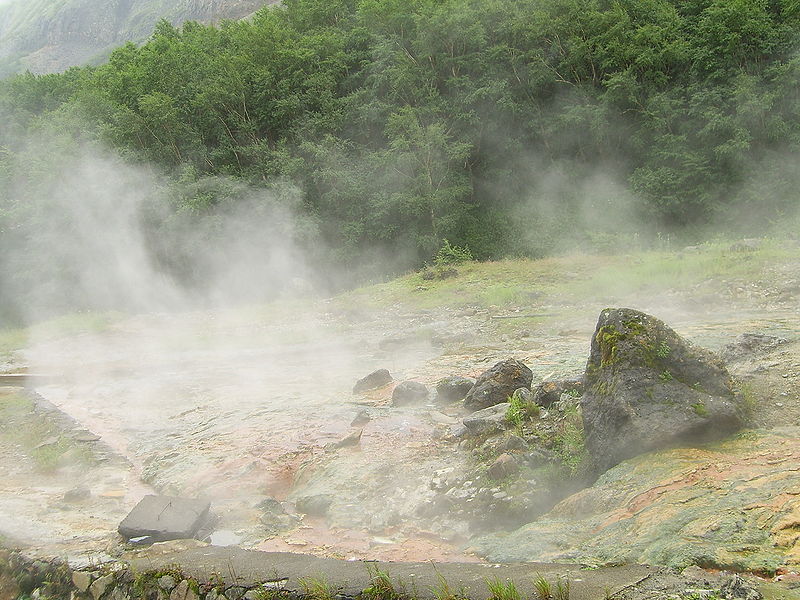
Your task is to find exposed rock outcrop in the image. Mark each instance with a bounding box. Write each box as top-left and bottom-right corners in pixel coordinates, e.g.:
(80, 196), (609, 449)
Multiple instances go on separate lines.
(582, 308), (745, 473)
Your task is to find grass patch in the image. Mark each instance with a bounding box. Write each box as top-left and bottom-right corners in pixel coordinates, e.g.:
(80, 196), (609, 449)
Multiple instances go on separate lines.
(485, 577), (521, 600)
(334, 239), (798, 317)
(506, 390), (540, 433)
(550, 406), (588, 477)
(0, 328), (27, 362)
(0, 390), (95, 473)
(298, 576), (336, 600)
(430, 565), (467, 600)
(362, 565), (402, 600)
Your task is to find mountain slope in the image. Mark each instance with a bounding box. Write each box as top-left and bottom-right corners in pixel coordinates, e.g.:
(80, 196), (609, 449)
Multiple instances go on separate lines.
(0, 0), (274, 76)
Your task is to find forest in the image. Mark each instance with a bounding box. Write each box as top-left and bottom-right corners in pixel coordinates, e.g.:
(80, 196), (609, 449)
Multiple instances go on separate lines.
(1, 0), (800, 321)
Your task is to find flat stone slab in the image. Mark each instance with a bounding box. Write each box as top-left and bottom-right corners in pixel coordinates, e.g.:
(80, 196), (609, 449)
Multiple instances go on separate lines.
(118, 495), (211, 542)
(128, 544), (654, 600)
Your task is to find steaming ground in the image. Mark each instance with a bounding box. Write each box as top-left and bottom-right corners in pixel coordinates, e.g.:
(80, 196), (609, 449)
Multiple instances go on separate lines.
(1, 244), (800, 567)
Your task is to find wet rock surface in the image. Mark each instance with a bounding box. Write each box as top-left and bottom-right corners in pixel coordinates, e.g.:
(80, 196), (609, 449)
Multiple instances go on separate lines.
(474, 428), (800, 572)
(582, 308), (745, 473)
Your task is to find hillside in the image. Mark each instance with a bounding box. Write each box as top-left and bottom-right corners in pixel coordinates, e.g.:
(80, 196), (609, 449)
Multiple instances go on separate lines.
(0, 0), (274, 76)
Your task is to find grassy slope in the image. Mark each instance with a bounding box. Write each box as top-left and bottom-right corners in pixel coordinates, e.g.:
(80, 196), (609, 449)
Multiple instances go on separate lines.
(1, 238), (796, 361)
(338, 239), (797, 312)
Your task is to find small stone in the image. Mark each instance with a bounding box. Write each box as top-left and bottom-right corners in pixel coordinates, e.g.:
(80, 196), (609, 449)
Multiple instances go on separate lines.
(462, 403), (510, 437)
(158, 576), (177, 591)
(350, 410), (371, 427)
(72, 571), (94, 592)
(243, 591), (262, 600)
(435, 376), (475, 402)
(170, 580), (198, 600)
(89, 574), (114, 600)
(353, 369), (392, 393)
(720, 575), (762, 600)
(64, 486), (91, 503)
(392, 381), (429, 406)
(110, 586), (130, 600)
(329, 429), (362, 449)
(225, 587), (247, 600)
(486, 454), (520, 480)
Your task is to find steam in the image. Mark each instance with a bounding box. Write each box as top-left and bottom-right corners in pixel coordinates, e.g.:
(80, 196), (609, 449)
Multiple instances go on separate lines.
(0, 141), (321, 326)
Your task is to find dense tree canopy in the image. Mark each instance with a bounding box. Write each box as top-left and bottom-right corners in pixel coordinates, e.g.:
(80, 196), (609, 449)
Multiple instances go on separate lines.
(1, 0), (800, 320)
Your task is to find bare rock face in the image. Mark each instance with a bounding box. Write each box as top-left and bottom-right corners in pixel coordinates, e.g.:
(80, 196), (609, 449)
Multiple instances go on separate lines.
(464, 359), (533, 411)
(582, 308), (745, 473)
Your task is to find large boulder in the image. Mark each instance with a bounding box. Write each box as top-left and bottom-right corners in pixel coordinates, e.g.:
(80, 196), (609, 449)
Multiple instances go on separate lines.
(582, 308), (745, 473)
(464, 359), (533, 410)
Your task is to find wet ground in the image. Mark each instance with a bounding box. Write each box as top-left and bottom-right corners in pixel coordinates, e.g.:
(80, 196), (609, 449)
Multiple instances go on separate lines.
(1, 251), (799, 569)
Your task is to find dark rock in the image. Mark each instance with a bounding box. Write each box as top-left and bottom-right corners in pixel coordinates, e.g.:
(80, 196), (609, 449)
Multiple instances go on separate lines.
(582, 308), (745, 473)
(721, 333), (787, 363)
(532, 378), (583, 407)
(464, 359), (533, 410)
(72, 572), (94, 593)
(391, 381), (429, 406)
(118, 495), (211, 542)
(294, 494), (333, 517)
(487, 454), (520, 480)
(353, 369), (392, 393)
(463, 403), (510, 437)
(258, 498), (295, 536)
(436, 376), (475, 402)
